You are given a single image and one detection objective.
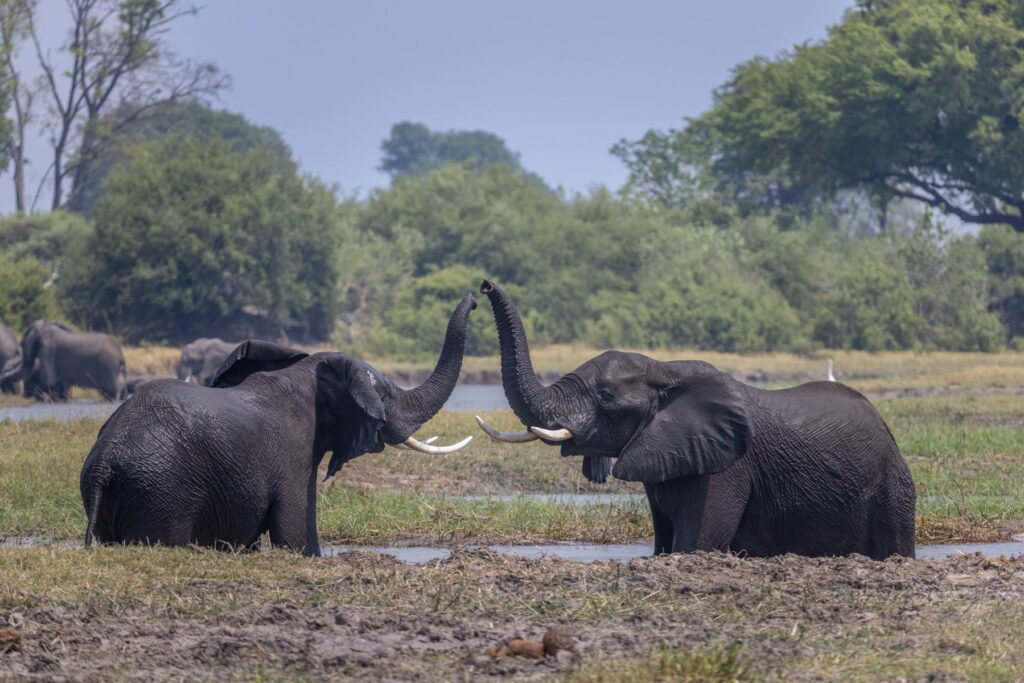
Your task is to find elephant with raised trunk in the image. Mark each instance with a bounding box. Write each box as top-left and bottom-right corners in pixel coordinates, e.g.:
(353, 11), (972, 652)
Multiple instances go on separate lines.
(2, 321), (126, 401)
(476, 280), (915, 560)
(0, 324), (19, 394)
(177, 337), (238, 386)
(81, 295), (477, 556)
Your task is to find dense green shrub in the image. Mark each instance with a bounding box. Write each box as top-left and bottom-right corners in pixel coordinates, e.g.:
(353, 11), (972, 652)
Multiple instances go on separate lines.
(0, 257), (59, 331)
(65, 137), (342, 343)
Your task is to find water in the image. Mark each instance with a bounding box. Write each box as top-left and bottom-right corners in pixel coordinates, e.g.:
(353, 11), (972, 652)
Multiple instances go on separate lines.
(0, 384), (511, 423)
(455, 493), (645, 506)
(6, 535), (1024, 564)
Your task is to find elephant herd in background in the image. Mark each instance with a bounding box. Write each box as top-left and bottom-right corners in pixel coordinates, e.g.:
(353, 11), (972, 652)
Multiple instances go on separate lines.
(0, 321), (245, 401)
(0, 321), (127, 400)
(76, 281), (917, 561)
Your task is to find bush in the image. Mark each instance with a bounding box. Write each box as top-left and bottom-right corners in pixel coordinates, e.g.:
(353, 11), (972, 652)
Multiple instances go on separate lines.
(65, 137), (342, 343)
(0, 258), (59, 331)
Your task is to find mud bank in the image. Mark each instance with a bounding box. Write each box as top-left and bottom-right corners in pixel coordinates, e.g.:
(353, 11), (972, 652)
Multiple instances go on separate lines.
(2, 549), (1023, 680)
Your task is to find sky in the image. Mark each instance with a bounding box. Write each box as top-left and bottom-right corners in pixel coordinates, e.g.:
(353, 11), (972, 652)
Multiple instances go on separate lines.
(10, 0), (854, 210)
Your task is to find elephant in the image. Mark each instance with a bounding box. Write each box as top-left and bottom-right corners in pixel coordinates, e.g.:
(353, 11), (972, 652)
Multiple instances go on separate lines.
(80, 295), (477, 557)
(3, 321), (126, 401)
(125, 373), (166, 396)
(0, 324), (19, 394)
(475, 281), (915, 560)
(176, 337), (238, 386)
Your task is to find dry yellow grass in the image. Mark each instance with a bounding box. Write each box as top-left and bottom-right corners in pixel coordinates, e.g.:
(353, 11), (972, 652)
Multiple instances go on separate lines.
(121, 345), (180, 375)
(371, 345), (1024, 391)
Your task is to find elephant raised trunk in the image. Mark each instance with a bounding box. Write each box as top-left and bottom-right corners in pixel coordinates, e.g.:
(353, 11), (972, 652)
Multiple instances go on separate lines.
(381, 294), (477, 443)
(480, 279), (557, 428)
(479, 280), (613, 483)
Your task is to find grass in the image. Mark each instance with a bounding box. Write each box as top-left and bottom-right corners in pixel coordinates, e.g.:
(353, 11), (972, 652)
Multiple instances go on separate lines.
(2, 547), (1023, 679)
(0, 348), (1022, 680)
(1, 391), (1021, 545)
(571, 646), (751, 682)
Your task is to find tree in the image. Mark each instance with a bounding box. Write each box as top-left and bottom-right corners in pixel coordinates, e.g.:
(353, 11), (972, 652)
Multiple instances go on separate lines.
(68, 101), (293, 216)
(22, 0), (226, 211)
(616, 0), (1024, 231)
(66, 137), (342, 342)
(379, 122), (528, 180)
(0, 0), (34, 213)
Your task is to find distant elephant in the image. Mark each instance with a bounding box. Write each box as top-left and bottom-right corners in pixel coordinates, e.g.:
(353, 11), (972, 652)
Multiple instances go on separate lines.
(5, 321), (126, 401)
(176, 337), (238, 386)
(125, 373), (166, 396)
(0, 324), (19, 394)
(475, 281), (915, 560)
(81, 295), (477, 556)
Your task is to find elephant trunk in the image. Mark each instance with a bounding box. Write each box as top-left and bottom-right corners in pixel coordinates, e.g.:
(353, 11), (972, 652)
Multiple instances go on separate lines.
(481, 279), (613, 484)
(479, 279), (559, 428)
(383, 294), (477, 441)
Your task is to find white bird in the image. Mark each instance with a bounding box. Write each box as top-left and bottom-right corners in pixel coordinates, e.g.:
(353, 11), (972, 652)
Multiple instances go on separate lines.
(827, 358), (836, 382)
(42, 260), (59, 289)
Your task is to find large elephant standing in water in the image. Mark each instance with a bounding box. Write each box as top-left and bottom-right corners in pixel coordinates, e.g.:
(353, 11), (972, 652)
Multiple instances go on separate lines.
(81, 295), (477, 557)
(176, 337), (238, 386)
(3, 321), (126, 401)
(0, 324), (19, 394)
(476, 281), (915, 560)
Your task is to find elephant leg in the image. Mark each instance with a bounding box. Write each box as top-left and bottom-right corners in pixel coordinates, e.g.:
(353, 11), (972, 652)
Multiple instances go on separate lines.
(268, 472), (321, 557)
(645, 483), (673, 555)
(654, 472), (749, 554)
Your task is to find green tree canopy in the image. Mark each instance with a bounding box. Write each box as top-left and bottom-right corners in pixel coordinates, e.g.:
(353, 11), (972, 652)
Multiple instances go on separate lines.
(68, 101), (293, 217)
(615, 0), (1024, 231)
(65, 137), (342, 343)
(379, 122), (535, 181)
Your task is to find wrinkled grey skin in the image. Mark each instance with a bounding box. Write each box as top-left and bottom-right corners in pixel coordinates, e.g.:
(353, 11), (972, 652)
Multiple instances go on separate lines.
(2, 321), (126, 401)
(482, 280), (915, 560)
(176, 337), (238, 386)
(0, 324), (19, 394)
(80, 295), (476, 557)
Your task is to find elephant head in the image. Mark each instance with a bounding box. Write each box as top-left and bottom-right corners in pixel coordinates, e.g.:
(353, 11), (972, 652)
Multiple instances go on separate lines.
(476, 281), (752, 483)
(211, 294), (478, 476)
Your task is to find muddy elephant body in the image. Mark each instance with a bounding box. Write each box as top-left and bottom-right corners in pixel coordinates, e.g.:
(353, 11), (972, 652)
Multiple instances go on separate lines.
(10, 321), (126, 401)
(81, 296), (476, 556)
(478, 280), (915, 560)
(177, 337), (238, 386)
(0, 324), (19, 394)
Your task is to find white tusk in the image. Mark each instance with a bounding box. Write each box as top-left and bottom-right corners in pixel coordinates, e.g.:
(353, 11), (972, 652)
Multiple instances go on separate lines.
(402, 435), (473, 454)
(391, 436), (438, 450)
(530, 426), (573, 441)
(475, 415), (539, 443)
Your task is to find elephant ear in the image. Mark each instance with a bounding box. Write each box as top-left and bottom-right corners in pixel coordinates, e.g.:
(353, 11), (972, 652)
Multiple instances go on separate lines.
(209, 340), (309, 388)
(612, 361), (752, 484)
(318, 356), (387, 478)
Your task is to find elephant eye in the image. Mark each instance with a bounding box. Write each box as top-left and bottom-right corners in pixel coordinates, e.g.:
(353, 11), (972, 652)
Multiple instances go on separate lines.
(598, 388), (614, 405)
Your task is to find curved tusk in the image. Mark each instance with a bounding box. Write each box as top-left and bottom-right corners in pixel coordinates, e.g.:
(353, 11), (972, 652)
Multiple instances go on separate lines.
(391, 436), (438, 450)
(475, 415), (539, 443)
(530, 426), (573, 442)
(402, 435), (473, 454)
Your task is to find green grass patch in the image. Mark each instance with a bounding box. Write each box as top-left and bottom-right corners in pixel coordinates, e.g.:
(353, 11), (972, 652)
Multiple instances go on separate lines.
(572, 646), (751, 682)
(1, 384), (1021, 545)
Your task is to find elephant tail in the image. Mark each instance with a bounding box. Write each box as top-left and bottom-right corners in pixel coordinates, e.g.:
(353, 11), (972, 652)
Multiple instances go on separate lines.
(84, 463), (113, 547)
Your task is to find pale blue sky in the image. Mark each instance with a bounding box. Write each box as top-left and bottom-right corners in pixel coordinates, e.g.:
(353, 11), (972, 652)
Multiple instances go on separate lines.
(15, 1), (853, 209)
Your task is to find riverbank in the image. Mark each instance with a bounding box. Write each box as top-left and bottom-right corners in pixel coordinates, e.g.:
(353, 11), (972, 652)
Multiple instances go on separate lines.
(1, 547), (1022, 680)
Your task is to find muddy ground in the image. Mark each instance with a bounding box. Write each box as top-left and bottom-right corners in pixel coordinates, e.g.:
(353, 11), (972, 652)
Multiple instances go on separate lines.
(2, 548), (1023, 681)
